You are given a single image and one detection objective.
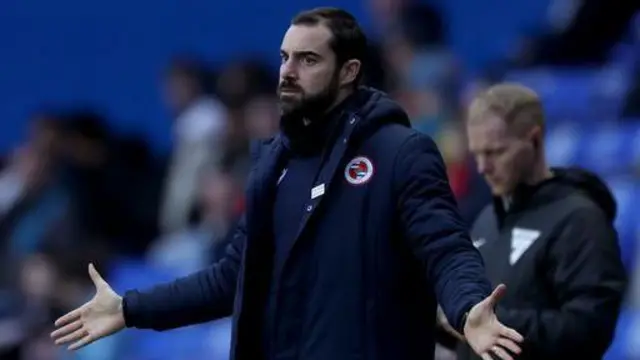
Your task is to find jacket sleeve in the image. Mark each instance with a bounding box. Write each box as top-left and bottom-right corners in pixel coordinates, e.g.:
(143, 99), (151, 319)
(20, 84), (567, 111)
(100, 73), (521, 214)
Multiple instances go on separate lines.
(121, 139), (270, 331)
(122, 215), (246, 331)
(394, 132), (493, 332)
(495, 207), (627, 357)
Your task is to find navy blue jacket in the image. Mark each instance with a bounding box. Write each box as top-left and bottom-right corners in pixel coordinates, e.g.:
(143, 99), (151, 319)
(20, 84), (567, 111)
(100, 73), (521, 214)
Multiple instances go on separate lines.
(123, 88), (492, 360)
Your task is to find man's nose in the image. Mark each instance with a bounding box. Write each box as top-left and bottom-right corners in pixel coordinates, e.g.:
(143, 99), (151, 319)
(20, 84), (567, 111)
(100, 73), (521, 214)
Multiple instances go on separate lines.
(476, 157), (491, 175)
(280, 59), (298, 80)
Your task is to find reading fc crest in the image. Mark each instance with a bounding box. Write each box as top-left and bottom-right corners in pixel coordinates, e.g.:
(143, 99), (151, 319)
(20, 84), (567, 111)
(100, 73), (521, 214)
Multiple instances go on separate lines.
(344, 156), (374, 185)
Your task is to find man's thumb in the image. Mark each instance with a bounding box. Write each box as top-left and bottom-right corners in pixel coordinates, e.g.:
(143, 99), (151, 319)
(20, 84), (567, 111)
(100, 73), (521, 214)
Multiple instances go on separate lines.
(488, 283), (507, 307)
(88, 263), (107, 288)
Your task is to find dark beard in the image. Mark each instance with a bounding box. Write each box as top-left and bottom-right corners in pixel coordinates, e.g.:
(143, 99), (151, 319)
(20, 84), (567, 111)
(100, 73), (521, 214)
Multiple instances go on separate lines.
(277, 74), (340, 121)
(278, 71), (356, 154)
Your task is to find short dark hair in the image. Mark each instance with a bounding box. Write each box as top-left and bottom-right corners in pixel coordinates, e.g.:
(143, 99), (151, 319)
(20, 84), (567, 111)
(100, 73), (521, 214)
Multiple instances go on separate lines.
(292, 7), (368, 84)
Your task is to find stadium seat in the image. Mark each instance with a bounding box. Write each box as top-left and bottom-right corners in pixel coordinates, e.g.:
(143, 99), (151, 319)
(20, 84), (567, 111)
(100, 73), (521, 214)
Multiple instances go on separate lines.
(504, 67), (633, 122)
(606, 177), (638, 271)
(546, 121), (640, 176)
(603, 309), (637, 360)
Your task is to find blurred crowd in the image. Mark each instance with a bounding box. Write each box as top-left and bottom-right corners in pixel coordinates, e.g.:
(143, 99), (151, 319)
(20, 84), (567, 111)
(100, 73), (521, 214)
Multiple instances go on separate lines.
(0, 0), (639, 359)
(0, 56), (283, 358)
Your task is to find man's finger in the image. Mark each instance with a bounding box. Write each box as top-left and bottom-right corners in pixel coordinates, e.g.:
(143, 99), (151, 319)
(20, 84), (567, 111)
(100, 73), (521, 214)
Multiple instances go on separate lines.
(497, 337), (521, 355)
(51, 319), (82, 339)
(500, 324), (524, 342)
(491, 345), (514, 360)
(68, 334), (94, 351)
(480, 353), (493, 360)
(488, 284), (507, 307)
(55, 327), (88, 346)
(54, 308), (82, 327)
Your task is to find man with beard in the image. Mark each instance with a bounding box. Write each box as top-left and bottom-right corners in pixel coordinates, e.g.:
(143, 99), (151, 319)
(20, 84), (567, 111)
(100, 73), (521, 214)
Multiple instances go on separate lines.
(50, 8), (523, 360)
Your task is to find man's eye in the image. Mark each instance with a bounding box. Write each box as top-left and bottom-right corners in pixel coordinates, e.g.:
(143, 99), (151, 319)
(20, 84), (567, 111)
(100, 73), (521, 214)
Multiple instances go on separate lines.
(488, 148), (505, 157)
(302, 57), (317, 65)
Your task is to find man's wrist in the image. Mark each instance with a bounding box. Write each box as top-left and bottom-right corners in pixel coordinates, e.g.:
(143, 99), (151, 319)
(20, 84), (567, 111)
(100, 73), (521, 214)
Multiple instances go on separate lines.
(120, 294), (132, 328)
(460, 311), (469, 334)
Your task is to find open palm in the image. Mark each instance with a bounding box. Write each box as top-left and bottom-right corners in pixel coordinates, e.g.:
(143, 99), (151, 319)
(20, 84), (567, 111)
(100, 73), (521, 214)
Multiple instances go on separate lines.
(50, 263), (126, 350)
(464, 284), (524, 360)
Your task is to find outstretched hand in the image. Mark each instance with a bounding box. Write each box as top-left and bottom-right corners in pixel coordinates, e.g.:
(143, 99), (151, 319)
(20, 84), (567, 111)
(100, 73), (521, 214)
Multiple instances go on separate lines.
(464, 284), (524, 360)
(50, 263), (125, 350)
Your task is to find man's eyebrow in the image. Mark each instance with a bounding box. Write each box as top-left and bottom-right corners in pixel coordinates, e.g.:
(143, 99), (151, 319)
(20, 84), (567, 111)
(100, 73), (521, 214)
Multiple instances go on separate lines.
(280, 49), (322, 58)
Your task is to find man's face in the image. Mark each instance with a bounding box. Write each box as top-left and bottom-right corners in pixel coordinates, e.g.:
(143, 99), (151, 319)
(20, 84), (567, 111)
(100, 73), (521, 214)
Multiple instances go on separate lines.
(466, 114), (535, 196)
(29, 117), (61, 154)
(163, 72), (196, 112)
(277, 24), (341, 117)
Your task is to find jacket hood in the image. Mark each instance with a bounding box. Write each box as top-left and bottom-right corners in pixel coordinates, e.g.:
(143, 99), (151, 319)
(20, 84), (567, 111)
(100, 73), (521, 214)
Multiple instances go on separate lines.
(495, 167), (617, 226)
(347, 87), (412, 141)
(550, 167), (617, 222)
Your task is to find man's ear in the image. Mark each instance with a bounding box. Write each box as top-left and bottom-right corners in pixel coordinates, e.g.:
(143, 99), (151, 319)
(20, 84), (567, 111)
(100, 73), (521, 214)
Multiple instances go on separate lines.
(339, 59), (361, 87)
(527, 125), (542, 151)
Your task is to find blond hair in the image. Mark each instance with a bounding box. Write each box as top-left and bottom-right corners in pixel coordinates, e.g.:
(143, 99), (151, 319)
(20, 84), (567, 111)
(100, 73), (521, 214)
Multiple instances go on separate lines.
(468, 83), (545, 136)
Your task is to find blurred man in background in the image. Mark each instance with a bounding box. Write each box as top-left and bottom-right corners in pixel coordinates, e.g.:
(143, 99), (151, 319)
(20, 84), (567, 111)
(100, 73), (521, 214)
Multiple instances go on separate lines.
(439, 83), (628, 360)
(160, 58), (228, 234)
